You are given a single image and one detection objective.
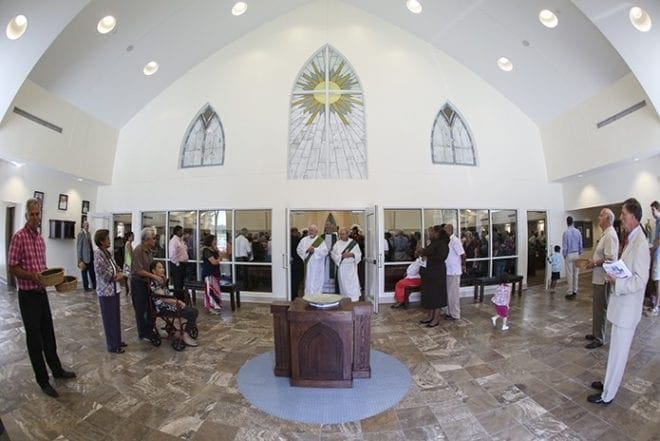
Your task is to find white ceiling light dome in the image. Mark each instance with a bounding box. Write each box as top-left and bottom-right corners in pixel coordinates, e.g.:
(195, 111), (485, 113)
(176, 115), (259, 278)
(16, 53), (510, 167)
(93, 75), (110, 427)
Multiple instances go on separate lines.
(406, 0), (422, 14)
(6, 14), (28, 40)
(232, 2), (248, 16)
(497, 57), (513, 72)
(97, 15), (117, 34)
(629, 7), (652, 32)
(143, 61), (159, 76)
(538, 9), (558, 28)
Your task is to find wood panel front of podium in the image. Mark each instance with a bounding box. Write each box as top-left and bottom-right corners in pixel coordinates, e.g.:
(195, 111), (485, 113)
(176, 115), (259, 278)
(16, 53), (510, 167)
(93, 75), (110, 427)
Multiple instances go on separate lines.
(270, 297), (372, 388)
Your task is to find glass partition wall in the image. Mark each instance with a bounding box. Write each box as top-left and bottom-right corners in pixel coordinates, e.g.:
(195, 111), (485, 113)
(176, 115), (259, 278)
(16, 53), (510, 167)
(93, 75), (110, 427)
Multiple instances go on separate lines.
(384, 208), (518, 291)
(137, 209), (272, 294)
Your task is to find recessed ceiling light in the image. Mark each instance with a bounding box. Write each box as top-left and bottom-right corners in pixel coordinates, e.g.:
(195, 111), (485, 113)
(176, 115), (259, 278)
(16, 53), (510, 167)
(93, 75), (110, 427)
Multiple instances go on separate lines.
(143, 61), (159, 76)
(634, 157), (640, 161)
(97, 15), (116, 34)
(538, 9), (558, 28)
(231, 2), (248, 16)
(406, 0), (423, 14)
(77, 177), (83, 182)
(497, 57), (513, 72)
(6, 14), (28, 40)
(629, 7), (652, 32)
(577, 174), (583, 178)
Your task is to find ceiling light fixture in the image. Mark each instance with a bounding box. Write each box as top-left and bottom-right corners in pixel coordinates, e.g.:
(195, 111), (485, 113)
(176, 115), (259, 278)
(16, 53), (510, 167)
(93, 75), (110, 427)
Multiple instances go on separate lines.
(629, 7), (652, 32)
(97, 15), (117, 34)
(6, 14), (28, 40)
(538, 9), (558, 28)
(10, 160), (24, 168)
(406, 0), (423, 14)
(232, 2), (248, 16)
(634, 157), (640, 161)
(143, 61), (159, 76)
(497, 57), (513, 72)
(577, 174), (583, 178)
(77, 177), (83, 182)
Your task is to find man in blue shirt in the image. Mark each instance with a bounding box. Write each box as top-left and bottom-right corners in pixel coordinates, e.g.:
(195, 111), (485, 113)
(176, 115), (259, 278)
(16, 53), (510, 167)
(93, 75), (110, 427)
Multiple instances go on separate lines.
(563, 216), (583, 299)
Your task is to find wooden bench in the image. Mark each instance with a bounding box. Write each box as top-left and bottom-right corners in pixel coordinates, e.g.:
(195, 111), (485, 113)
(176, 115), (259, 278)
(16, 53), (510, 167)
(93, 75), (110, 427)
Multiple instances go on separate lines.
(473, 275), (524, 303)
(185, 280), (241, 311)
(403, 285), (421, 308)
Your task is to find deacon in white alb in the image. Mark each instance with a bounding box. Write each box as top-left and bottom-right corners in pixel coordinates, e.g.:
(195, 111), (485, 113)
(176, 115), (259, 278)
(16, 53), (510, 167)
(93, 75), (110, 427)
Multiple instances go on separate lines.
(296, 225), (329, 294)
(331, 228), (362, 301)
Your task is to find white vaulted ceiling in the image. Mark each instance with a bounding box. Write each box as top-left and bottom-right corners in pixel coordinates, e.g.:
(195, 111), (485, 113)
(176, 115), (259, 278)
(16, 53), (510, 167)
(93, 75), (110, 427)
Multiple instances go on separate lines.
(1, 0), (657, 129)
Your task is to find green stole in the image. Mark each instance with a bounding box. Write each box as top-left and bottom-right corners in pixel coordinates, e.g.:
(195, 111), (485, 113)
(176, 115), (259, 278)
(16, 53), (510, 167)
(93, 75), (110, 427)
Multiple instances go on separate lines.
(339, 239), (358, 264)
(304, 235), (325, 265)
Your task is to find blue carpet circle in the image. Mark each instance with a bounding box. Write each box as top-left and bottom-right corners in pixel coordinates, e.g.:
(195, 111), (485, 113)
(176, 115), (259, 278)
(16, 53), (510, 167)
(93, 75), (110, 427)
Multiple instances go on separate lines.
(237, 350), (412, 424)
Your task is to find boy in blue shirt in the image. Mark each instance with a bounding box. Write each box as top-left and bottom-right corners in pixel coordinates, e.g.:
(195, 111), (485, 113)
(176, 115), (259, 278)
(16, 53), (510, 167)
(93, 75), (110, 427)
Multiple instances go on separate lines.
(548, 245), (562, 293)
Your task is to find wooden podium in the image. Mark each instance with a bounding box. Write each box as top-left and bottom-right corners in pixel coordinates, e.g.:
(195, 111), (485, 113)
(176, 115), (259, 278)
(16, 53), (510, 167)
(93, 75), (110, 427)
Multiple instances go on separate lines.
(270, 297), (372, 388)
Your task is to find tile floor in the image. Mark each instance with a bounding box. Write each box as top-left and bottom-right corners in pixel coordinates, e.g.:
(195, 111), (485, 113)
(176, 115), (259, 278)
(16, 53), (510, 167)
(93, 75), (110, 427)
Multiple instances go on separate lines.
(0, 276), (658, 441)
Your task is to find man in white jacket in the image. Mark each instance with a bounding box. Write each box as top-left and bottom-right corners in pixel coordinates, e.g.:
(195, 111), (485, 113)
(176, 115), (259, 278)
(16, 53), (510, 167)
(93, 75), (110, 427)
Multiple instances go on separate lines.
(588, 198), (649, 405)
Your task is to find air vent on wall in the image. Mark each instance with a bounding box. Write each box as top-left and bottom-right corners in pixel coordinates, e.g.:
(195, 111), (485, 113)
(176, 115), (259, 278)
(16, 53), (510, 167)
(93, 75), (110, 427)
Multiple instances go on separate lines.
(596, 100), (646, 129)
(12, 106), (63, 133)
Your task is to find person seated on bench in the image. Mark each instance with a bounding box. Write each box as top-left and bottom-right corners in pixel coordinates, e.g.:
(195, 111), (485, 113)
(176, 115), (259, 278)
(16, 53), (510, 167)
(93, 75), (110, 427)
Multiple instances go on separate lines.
(391, 257), (423, 308)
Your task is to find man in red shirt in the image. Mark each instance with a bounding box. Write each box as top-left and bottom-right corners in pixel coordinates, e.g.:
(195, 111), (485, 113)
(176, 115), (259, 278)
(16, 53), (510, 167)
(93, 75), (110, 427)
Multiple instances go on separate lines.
(8, 198), (76, 398)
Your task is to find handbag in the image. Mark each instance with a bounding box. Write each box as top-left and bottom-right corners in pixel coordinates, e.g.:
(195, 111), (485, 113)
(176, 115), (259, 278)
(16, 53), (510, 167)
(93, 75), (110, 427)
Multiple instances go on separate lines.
(77, 261), (87, 271)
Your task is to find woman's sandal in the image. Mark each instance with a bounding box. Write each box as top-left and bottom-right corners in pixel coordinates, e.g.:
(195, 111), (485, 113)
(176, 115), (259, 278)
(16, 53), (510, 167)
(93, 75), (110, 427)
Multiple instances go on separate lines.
(120, 342), (127, 347)
(110, 347), (125, 354)
(419, 318), (433, 324)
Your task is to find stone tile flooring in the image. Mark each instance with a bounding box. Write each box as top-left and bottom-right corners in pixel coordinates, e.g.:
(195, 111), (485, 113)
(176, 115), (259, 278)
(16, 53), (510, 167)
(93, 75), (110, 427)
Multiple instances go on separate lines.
(1, 276), (658, 440)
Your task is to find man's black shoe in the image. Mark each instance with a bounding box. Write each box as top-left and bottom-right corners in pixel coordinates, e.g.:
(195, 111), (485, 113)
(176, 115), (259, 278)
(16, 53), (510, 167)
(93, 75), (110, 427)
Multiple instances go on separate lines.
(565, 293), (576, 300)
(41, 384), (59, 398)
(585, 334), (595, 341)
(585, 341), (603, 349)
(591, 381), (604, 391)
(587, 393), (612, 405)
(53, 370), (76, 379)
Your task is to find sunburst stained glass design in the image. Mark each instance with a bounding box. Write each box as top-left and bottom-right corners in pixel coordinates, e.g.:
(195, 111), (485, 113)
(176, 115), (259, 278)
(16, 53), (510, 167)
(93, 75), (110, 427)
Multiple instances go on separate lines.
(180, 104), (225, 168)
(288, 45), (366, 179)
(431, 102), (476, 166)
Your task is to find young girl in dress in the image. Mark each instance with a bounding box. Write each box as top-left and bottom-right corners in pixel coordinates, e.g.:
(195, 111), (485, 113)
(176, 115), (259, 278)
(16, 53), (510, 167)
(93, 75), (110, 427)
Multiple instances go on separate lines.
(491, 273), (511, 331)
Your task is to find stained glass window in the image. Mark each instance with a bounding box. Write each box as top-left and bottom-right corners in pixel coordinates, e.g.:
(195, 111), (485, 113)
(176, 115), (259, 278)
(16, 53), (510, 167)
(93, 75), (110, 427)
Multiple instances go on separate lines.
(180, 104), (225, 168)
(288, 45), (366, 179)
(431, 102), (476, 166)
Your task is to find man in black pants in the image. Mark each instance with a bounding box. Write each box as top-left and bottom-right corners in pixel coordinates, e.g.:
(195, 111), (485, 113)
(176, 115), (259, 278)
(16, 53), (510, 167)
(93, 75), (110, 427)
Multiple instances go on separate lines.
(131, 227), (164, 340)
(8, 198), (76, 398)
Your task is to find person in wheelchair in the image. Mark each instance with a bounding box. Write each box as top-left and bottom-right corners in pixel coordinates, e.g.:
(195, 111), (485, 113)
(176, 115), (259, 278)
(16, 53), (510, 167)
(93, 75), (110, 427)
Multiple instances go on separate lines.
(149, 261), (199, 347)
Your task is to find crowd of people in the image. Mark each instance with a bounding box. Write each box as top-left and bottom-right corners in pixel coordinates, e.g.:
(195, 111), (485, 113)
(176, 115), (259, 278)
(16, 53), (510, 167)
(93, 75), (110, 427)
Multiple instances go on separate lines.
(7, 197), (658, 410)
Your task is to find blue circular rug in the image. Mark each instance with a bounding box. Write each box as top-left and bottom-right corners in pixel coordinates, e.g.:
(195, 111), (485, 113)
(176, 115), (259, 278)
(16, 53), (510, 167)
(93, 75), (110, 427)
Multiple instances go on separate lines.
(237, 350), (412, 424)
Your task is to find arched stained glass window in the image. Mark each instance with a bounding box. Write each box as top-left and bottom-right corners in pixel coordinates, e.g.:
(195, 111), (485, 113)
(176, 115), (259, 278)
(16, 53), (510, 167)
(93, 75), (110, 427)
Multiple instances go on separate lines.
(431, 102), (476, 166)
(288, 45), (366, 179)
(180, 104), (225, 168)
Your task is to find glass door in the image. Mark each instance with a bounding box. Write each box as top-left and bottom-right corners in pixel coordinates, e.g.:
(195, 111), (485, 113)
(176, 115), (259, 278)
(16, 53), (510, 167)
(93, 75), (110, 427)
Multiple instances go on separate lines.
(526, 210), (548, 287)
(365, 205), (382, 313)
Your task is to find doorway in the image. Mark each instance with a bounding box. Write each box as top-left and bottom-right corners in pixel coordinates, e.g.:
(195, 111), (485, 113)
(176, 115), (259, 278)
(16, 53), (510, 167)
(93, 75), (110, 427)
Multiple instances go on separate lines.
(288, 209), (367, 301)
(526, 210), (548, 287)
(3, 206), (16, 287)
(112, 213), (133, 270)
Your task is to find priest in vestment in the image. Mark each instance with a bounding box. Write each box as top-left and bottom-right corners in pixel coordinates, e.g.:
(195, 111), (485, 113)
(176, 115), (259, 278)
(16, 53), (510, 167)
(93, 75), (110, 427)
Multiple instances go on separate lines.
(331, 228), (362, 301)
(296, 224), (329, 294)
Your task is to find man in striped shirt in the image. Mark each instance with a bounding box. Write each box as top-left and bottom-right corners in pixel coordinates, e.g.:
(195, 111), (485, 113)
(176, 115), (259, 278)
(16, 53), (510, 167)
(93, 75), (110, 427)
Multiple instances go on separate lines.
(8, 198), (76, 398)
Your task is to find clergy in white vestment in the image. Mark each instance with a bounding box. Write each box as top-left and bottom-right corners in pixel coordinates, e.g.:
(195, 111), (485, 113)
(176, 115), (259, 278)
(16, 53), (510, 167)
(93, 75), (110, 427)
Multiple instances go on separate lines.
(330, 228), (362, 301)
(296, 225), (329, 294)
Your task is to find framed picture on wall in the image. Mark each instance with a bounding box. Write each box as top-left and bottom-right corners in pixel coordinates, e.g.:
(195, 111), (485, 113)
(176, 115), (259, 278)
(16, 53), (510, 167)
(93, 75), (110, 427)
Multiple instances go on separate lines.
(58, 194), (68, 211)
(33, 191), (44, 206)
(82, 200), (90, 214)
(81, 214), (87, 227)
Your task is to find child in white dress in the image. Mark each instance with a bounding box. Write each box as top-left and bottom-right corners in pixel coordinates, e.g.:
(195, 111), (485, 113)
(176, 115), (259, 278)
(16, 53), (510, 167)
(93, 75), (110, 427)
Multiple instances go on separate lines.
(491, 273), (511, 331)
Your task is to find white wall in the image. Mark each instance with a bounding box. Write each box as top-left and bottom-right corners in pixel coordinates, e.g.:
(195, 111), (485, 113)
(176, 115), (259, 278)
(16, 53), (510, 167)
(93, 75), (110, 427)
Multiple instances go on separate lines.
(541, 73), (660, 181)
(562, 155), (660, 219)
(0, 160), (99, 282)
(95, 1), (565, 299)
(0, 80), (118, 183)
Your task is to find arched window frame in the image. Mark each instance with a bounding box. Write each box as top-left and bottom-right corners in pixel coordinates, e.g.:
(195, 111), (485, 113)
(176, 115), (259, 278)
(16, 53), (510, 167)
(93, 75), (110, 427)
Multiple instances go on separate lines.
(179, 103), (225, 169)
(288, 44), (367, 180)
(430, 102), (477, 166)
